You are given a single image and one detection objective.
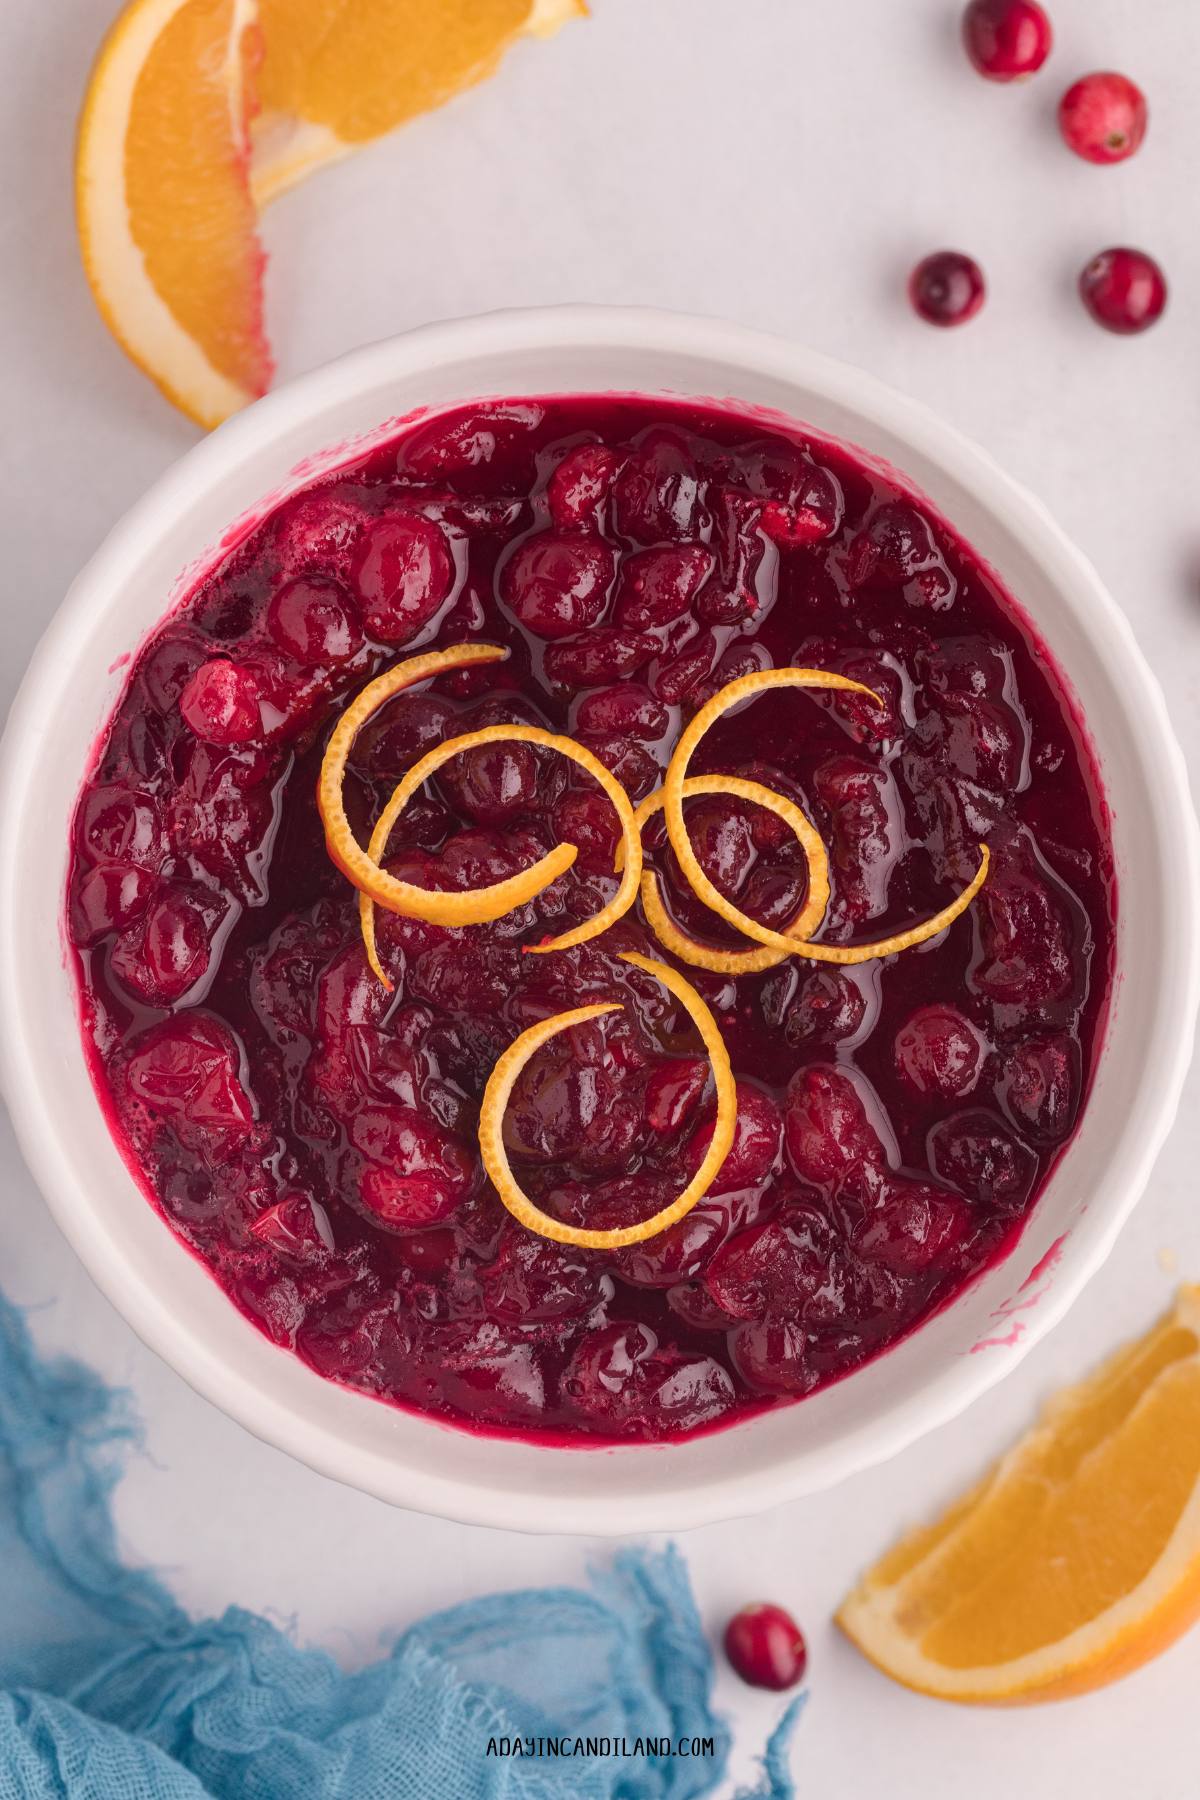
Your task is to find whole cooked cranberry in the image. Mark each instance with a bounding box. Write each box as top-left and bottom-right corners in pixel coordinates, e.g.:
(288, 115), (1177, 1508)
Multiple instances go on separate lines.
(110, 886), (225, 1004)
(644, 1055), (709, 1135)
(576, 733), (660, 803)
(894, 1004), (985, 1099)
(784, 968), (868, 1048)
(1079, 248), (1167, 335)
(271, 488), (371, 577)
(1059, 72), (1147, 164)
(997, 1033), (1079, 1143)
(784, 1065), (887, 1189)
(575, 682), (669, 741)
(613, 544), (714, 631)
(503, 1041), (644, 1171)
(845, 503), (954, 610)
(437, 739), (539, 825)
(179, 659), (262, 745)
(729, 1318), (812, 1395)
(546, 443), (622, 527)
(705, 1214), (837, 1322)
(724, 1603), (808, 1690)
(550, 789), (621, 870)
(649, 631), (718, 706)
(353, 512), (454, 643)
(71, 862), (157, 944)
(542, 629), (655, 689)
(685, 1083), (783, 1195)
(266, 575), (362, 664)
(351, 1103), (474, 1227)
(353, 692), (455, 776)
(480, 1226), (609, 1322)
(501, 532), (615, 639)
(908, 252), (986, 327)
(962, 0), (1052, 80)
(928, 1109), (1037, 1212)
(77, 784), (166, 869)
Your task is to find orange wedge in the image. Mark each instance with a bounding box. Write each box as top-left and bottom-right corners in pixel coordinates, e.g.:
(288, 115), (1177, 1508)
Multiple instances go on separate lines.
(77, 0), (270, 429)
(359, 722), (642, 987)
(77, 0), (583, 426)
(252, 0), (586, 204)
(478, 953), (735, 1250)
(837, 1286), (1200, 1703)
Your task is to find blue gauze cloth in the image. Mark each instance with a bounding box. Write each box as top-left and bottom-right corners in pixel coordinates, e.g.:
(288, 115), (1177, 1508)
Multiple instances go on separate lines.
(0, 1293), (801, 1798)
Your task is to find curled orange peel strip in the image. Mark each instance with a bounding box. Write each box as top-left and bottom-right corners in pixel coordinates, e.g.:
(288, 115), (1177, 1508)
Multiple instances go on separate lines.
(622, 775), (831, 975)
(477, 951), (736, 1249)
(359, 723), (642, 987)
(318, 645), (578, 940)
(661, 667), (990, 963)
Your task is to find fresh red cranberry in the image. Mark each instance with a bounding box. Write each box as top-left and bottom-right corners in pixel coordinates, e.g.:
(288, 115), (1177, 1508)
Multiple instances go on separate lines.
(546, 443), (622, 527)
(613, 544), (714, 631)
(1059, 72), (1147, 164)
(724, 1603), (808, 1690)
(909, 252), (986, 327)
(353, 512), (454, 642)
(179, 659), (262, 745)
(501, 532), (616, 639)
(542, 629), (655, 689)
(962, 0), (1052, 80)
(575, 682), (669, 741)
(267, 575), (362, 664)
(1079, 247), (1167, 335)
(894, 1004), (985, 1099)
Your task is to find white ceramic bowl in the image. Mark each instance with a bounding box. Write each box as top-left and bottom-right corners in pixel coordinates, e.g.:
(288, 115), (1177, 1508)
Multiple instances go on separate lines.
(1, 306), (1196, 1534)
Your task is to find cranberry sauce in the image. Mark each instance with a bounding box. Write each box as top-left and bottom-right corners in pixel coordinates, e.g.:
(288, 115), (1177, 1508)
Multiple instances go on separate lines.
(66, 397), (1115, 1443)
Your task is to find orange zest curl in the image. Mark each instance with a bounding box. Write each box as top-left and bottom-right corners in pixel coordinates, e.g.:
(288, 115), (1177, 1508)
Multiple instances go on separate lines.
(359, 723), (642, 988)
(660, 666), (989, 964)
(477, 952), (736, 1250)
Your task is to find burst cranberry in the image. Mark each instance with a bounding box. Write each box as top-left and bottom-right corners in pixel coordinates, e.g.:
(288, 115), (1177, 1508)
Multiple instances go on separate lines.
(501, 532), (615, 639)
(561, 1323), (734, 1434)
(411, 1320), (547, 1427)
(71, 863), (157, 944)
(437, 740), (539, 825)
(852, 1179), (971, 1273)
(121, 1014), (253, 1158)
(612, 435), (709, 542)
(757, 467), (842, 547)
(962, 0), (1052, 80)
(649, 630), (718, 705)
(354, 692), (454, 775)
(77, 785), (166, 868)
(685, 1083), (783, 1195)
(784, 969), (868, 1048)
(271, 489), (371, 577)
(784, 1066), (887, 1188)
(997, 1033), (1079, 1143)
(179, 659), (262, 745)
(1059, 72), (1147, 164)
(267, 575), (362, 664)
(644, 1056), (709, 1134)
(546, 443), (621, 527)
(928, 1109), (1037, 1212)
(909, 252), (986, 327)
(724, 1603), (808, 1690)
(613, 544), (714, 631)
(480, 1226), (609, 1322)
(542, 629), (654, 688)
(353, 512), (454, 642)
(895, 1004), (985, 1099)
(252, 1193), (336, 1260)
(705, 1214), (837, 1322)
(729, 1319), (811, 1395)
(1079, 248), (1167, 335)
(575, 682), (669, 741)
(351, 1104), (474, 1227)
(110, 886), (225, 1004)
(550, 789), (621, 870)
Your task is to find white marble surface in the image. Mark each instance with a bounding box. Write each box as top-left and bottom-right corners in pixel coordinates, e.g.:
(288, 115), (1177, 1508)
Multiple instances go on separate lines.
(3, 0), (1200, 1791)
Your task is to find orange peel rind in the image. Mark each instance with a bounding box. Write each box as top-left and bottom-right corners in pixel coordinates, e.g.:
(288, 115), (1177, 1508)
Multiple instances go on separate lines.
(477, 951), (735, 1250)
(359, 722), (642, 987)
(661, 666), (989, 963)
(318, 644), (576, 939)
(627, 775), (831, 976)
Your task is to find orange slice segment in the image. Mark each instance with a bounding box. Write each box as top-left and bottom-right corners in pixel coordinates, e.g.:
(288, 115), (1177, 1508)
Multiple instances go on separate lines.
(629, 775), (830, 976)
(478, 952), (735, 1250)
(662, 667), (989, 962)
(251, 0), (587, 203)
(77, 0), (271, 429)
(360, 723), (642, 988)
(837, 1286), (1200, 1703)
(318, 645), (576, 934)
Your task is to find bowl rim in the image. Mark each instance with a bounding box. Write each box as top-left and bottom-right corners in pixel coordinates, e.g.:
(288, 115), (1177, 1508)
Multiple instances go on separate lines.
(2, 303), (1197, 1533)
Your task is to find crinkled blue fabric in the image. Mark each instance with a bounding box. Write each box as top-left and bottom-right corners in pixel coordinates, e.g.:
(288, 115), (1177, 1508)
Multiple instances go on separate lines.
(0, 1294), (800, 1798)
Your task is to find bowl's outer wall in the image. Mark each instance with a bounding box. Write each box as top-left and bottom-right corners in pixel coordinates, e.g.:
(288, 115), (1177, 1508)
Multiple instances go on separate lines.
(1, 308), (1196, 1533)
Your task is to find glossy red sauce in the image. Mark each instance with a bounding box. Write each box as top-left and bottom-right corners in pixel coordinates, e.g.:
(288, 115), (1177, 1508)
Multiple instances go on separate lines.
(66, 396), (1115, 1442)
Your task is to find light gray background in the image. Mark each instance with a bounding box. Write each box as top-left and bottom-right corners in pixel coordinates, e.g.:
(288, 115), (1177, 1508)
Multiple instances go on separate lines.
(3, 0), (1200, 1792)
